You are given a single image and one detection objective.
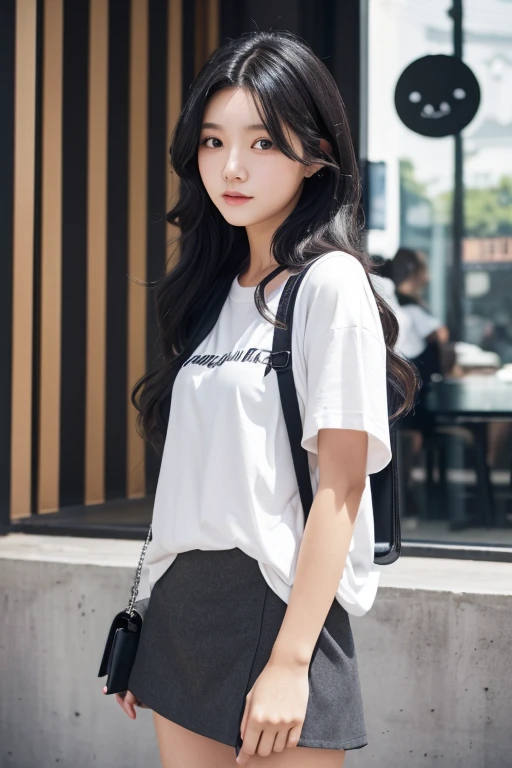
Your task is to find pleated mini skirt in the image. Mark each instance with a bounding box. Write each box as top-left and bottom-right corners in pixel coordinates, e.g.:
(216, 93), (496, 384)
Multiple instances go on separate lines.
(128, 547), (368, 758)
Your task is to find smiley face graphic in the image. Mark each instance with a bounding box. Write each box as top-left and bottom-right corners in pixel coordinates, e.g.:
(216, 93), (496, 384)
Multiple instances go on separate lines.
(395, 54), (480, 138)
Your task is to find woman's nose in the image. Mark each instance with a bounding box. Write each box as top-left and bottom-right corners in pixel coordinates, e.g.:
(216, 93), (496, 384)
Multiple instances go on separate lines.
(223, 153), (247, 182)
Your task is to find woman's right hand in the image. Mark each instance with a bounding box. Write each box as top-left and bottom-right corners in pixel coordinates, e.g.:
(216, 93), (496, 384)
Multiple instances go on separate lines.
(102, 685), (149, 719)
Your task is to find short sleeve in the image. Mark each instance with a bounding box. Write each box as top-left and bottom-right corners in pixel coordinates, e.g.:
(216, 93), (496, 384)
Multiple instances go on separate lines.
(407, 304), (442, 341)
(297, 253), (391, 475)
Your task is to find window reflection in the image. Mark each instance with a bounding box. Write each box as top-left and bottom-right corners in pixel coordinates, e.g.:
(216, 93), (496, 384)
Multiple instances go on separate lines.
(367, 0), (512, 548)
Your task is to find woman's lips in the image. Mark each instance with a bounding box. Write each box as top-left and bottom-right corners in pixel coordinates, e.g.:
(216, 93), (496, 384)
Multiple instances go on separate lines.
(222, 193), (253, 206)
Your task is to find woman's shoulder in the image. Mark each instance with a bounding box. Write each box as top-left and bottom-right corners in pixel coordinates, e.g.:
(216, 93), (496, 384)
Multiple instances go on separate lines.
(294, 250), (382, 335)
(301, 250), (367, 290)
(296, 250), (375, 313)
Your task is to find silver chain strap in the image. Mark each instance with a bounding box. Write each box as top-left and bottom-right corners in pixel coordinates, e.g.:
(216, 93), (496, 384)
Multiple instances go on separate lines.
(126, 525), (153, 617)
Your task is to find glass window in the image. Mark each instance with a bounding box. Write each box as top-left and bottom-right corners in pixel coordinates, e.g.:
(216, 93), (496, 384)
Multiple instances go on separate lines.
(367, 0), (512, 550)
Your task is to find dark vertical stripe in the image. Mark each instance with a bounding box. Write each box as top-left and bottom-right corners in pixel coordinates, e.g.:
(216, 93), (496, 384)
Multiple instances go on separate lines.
(298, 0), (330, 63)
(330, 0), (360, 158)
(60, 0), (89, 506)
(145, 0), (168, 495)
(246, 0), (299, 32)
(0, 0), (15, 528)
(219, 0), (246, 43)
(31, 0), (44, 515)
(182, 0), (195, 96)
(105, 0), (129, 501)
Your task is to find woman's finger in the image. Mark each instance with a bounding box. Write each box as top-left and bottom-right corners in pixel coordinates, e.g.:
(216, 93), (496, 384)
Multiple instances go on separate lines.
(236, 721), (262, 765)
(124, 690), (140, 718)
(272, 727), (289, 753)
(114, 692), (132, 718)
(114, 691), (137, 719)
(286, 723), (302, 749)
(240, 692), (251, 740)
(255, 727), (279, 758)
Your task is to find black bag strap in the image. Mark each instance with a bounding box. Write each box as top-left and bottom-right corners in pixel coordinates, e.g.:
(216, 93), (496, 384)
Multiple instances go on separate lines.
(268, 263), (401, 564)
(269, 265), (316, 521)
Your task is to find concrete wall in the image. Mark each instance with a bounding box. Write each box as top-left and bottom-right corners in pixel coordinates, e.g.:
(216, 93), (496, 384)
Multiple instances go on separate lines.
(351, 587), (511, 768)
(1, 535), (511, 768)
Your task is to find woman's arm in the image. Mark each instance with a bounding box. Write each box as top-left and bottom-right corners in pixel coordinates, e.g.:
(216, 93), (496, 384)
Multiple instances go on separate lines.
(270, 427), (368, 667)
(236, 427), (369, 764)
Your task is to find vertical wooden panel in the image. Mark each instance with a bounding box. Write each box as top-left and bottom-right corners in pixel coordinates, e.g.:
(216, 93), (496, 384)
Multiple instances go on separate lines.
(31, 0), (44, 518)
(206, 0), (219, 58)
(85, 0), (108, 504)
(182, 0), (196, 97)
(105, 0), (129, 500)
(127, 0), (148, 498)
(60, 0), (89, 507)
(166, 0), (182, 273)
(0, 0), (16, 527)
(145, 0), (168, 494)
(11, 0), (38, 520)
(194, 0), (206, 77)
(38, 0), (63, 514)
(194, 0), (219, 77)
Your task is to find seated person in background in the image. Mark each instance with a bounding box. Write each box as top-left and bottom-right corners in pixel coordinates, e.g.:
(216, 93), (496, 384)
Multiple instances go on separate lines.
(390, 248), (449, 362)
(377, 248), (451, 518)
(383, 247), (449, 417)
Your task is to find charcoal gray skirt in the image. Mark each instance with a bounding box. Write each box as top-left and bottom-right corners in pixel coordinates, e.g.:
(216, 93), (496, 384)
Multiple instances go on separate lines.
(127, 547), (367, 758)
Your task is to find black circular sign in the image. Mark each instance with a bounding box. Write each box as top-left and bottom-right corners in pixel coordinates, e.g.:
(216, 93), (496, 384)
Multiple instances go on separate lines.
(394, 54), (480, 138)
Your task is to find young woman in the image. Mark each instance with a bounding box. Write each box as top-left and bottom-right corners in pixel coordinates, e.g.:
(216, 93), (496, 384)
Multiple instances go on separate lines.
(103, 30), (416, 768)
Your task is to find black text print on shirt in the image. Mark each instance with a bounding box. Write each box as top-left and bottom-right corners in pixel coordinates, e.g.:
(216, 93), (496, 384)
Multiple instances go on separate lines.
(183, 347), (271, 369)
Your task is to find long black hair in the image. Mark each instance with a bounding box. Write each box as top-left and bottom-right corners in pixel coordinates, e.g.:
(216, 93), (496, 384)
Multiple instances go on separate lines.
(132, 30), (418, 454)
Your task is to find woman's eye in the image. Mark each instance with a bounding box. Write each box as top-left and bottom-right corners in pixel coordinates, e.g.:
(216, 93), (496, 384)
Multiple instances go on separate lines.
(200, 137), (273, 150)
(253, 138), (273, 150)
(201, 137), (222, 148)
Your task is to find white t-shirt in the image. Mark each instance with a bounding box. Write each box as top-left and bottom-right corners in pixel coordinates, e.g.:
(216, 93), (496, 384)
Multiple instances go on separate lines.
(369, 274), (416, 360)
(395, 302), (442, 360)
(137, 251), (391, 617)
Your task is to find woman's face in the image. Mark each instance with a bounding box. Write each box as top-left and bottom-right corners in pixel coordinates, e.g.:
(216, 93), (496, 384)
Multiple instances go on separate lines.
(416, 264), (430, 289)
(197, 87), (317, 231)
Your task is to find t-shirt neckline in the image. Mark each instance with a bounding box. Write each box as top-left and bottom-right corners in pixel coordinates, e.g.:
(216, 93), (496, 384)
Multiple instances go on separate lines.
(229, 272), (290, 304)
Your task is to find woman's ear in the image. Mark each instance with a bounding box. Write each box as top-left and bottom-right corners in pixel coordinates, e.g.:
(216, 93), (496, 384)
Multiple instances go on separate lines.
(319, 137), (333, 157)
(304, 138), (334, 177)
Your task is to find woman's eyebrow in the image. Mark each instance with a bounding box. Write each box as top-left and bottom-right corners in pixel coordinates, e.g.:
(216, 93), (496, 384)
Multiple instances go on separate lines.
(201, 122), (267, 131)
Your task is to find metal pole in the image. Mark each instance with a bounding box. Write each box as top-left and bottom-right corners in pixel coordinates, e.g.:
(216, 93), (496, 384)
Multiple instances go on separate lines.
(449, 0), (464, 341)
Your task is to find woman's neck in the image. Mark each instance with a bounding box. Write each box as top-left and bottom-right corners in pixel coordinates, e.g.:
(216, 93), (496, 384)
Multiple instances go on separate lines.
(398, 279), (423, 302)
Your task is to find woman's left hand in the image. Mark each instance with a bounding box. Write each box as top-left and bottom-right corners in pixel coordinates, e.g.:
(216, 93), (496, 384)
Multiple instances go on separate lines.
(236, 656), (310, 765)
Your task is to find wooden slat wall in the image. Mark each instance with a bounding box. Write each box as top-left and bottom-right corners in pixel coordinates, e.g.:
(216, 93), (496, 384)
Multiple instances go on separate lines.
(85, 0), (109, 505)
(105, 0), (130, 502)
(0, 0), (16, 529)
(194, 0), (219, 76)
(166, 0), (183, 272)
(10, 0), (38, 520)
(127, 0), (149, 499)
(60, 0), (88, 509)
(4, 0), (220, 523)
(38, 0), (63, 514)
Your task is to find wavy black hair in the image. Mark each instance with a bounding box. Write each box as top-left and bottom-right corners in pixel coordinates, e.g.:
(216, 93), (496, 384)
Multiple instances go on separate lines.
(132, 29), (418, 454)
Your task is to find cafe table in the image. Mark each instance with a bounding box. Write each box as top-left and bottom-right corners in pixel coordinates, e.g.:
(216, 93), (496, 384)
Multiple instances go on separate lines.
(425, 376), (512, 527)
